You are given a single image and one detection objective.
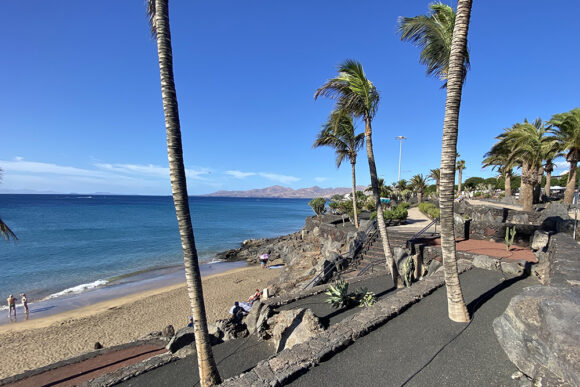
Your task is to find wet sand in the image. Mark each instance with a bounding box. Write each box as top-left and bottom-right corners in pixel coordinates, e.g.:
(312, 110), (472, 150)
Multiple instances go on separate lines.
(0, 264), (280, 380)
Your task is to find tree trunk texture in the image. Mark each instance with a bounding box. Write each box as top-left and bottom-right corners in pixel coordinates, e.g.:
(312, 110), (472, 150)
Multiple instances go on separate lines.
(533, 167), (543, 204)
(152, 1), (221, 385)
(505, 172), (512, 197)
(350, 161), (359, 229)
(520, 164), (536, 212)
(545, 170), (552, 198)
(438, 0), (472, 323)
(564, 161), (578, 204)
(457, 168), (463, 194)
(417, 192), (423, 204)
(364, 119), (402, 287)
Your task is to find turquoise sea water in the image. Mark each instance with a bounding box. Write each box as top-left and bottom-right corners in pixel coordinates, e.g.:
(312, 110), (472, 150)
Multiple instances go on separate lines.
(0, 195), (311, 306)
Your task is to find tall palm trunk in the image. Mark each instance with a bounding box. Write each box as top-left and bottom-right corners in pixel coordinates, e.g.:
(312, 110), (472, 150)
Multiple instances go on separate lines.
(438, 0), (472, 322)
(457, 168), (463, 193)
(544, 167), (552, 198)
(533, 167), (543, 204)
(564, 160), (578, 204)
(350, 160), (359, 228)
(364, 119), (402, 287)
(504, 171), (512, 197)
(418, 191), (423, 204)
(151, 1), (221, 385)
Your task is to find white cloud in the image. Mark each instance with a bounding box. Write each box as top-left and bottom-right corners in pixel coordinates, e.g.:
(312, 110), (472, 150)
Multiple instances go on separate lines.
(225, 170), (257, 179)
(95, 163), (210, 180)
(314, 177), (328, 183)
(554, 161), (569, 171)
(258, 172), (300, 184)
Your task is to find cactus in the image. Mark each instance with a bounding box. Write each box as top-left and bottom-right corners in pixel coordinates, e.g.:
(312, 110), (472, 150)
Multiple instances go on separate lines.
(401, 256), (415, 287)
(505, 226), (516, 251)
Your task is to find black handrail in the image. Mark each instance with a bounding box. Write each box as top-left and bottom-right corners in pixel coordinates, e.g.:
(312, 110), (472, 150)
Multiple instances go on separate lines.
(406, 217), (439, 248)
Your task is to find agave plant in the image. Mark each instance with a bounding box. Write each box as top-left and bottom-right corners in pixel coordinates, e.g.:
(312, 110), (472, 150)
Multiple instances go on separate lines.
(359, 290), (377, 308)
(325, 280), (352, 309)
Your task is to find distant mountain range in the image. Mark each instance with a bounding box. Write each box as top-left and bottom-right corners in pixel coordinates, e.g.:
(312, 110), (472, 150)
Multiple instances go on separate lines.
(204, 185), (367, 199)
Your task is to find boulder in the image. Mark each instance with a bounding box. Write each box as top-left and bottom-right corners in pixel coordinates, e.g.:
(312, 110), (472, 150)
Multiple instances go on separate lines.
(166, 326), (195, 354)
(393, 247), (408, 267)
(94, 342), (103, 350)
(493, 285), (580, 385)
(427, 259), (441, 276)
(472, 255), (500, 271)
(531, 230), (550, 252)
(268, 308), (324, 352)
(500, 260), (529, 277)
(162, 324), (175, 338)
(213, 318), (248, 341)
(245, 301), (272, 337)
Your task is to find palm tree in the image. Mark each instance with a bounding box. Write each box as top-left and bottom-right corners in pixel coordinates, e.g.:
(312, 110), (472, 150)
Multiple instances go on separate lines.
(482, 141), (516, 197)
(429, 168), (441, 195)
(315, 60), (402, 287)
(147, 1), (221, 385)
(313, 110), (365, 228)
(397, 1), (470, 87)
(410, 174), (428, 204)
(456, 158), (466, 194)
(437, 0), (473, 322)
(497, 119), (557, 211)
(549, 108), (580, 204)
(0, 168), (17, 241)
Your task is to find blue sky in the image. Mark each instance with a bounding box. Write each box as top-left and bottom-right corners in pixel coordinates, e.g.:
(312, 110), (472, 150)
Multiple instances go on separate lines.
(1, 1), (578, 195)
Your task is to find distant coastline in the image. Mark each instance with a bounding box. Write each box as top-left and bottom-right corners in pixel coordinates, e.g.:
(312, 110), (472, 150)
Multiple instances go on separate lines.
(204, 184), (367, 199)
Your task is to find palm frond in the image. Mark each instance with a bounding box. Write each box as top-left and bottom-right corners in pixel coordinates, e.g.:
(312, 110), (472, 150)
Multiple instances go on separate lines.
(146, 0), (157, 37)
(0, 219), (17, 241)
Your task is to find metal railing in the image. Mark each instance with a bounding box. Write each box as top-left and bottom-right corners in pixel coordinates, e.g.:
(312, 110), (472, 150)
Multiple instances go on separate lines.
(406, 217), (439, 248)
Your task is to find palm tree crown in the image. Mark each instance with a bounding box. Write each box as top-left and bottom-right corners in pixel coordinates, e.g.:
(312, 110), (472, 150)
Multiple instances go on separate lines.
(315, 59), (379, 122)
(313, 110), (365, 168)
(549, 108), (580, 203)
(397, 1), (470, 86)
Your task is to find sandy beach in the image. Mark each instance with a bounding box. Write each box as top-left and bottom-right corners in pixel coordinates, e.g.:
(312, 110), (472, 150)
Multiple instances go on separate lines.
(0, 263), (280, 380)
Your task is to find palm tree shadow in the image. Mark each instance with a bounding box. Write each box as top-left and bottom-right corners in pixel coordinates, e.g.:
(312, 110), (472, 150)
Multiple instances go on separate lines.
(467, 272), (529, 316)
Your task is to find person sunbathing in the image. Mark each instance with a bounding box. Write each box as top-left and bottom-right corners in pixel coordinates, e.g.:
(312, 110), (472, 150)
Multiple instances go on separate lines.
(248, 289), (262, 304)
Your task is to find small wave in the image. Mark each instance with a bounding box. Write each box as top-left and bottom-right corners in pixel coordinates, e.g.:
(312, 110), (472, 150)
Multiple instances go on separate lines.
(205, 257), (225, 264)
(0, 305), (7, 311)
(44, 279), (108, 300)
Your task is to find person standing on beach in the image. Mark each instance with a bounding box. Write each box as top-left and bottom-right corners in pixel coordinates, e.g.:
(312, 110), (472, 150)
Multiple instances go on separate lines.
(20, 293), (29, 316)
(7, 294), (16, 318)
(259, 250), (270, 269)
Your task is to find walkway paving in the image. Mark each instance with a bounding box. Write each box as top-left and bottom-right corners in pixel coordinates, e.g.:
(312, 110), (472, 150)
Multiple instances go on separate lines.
(288, 269), (536, 387)
(388, 207), (433, 234)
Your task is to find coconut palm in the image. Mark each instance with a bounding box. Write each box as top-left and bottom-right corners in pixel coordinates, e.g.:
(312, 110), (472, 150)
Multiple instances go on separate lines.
(456, 158), (466, 194)
(315, 60), (401, 286)
(410, 174), (429, 204)
(429, 168), (441, 195)
(397, 1), (470, 87)
(497, 119), (558, 211)
(0, 169), (17, 241)
(313, 110), (365, 228)
(436, 0), (473, 322)
(549, 108), (580, 204)
(482, 141), (517, 197)
(147, 1), (220, 385)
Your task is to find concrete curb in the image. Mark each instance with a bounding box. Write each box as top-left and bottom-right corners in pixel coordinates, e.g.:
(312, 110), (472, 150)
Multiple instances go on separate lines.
(221, 260), (473, 386)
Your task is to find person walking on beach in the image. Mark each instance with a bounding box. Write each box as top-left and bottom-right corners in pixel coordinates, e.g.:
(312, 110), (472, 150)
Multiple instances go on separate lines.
(259, 250), (270, 269)
(20, 293), (29, 316)
(7, 294), (16, 318)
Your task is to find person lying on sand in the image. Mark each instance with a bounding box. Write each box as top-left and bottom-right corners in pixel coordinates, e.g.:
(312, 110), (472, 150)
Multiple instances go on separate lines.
(248, 289), (262, 304)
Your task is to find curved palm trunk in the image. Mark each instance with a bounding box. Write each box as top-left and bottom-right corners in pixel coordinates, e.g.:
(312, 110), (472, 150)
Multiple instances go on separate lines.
(457, 168), (463, 194)
(438, 0), (472, 323)
(364, 119), (402, 287)
(504, 171), (512, 197)
(418, 191), (423, 204)
(350, 161), (359, 228)
(152, 1), (221, 385)
(564, 160), (578, 204)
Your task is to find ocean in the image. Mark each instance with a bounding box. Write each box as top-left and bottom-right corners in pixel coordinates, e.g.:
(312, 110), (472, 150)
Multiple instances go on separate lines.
(0, 195), (312, 310)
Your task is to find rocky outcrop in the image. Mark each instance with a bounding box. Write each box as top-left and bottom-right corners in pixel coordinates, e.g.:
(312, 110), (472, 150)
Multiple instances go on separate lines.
(166, 327), (196, 358)
(494, 232), (580, 386)
(245, 301), (272, 338)
(268, 308), (324, 352)
(493, 286), (580, 386)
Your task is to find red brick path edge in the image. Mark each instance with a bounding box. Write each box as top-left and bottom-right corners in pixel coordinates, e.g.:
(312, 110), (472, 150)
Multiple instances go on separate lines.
(5, 344), (166, 387)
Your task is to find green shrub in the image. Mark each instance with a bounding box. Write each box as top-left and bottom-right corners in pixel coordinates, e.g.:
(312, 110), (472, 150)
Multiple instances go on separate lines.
(399, 202), (411, 209)
(418, 202), (440, 219)
(473, 192), (482, 197)
(308, 197), (327, 215)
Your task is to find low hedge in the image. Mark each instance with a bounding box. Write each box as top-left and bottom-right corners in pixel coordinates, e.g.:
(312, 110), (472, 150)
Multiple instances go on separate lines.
(418, 202), (440, 219)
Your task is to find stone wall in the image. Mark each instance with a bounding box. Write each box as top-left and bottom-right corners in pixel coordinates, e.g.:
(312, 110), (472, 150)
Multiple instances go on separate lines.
(493, 232), (580, 386)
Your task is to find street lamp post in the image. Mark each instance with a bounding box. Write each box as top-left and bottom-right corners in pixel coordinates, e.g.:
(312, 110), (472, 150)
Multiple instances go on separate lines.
(395, 136), (407, 182)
